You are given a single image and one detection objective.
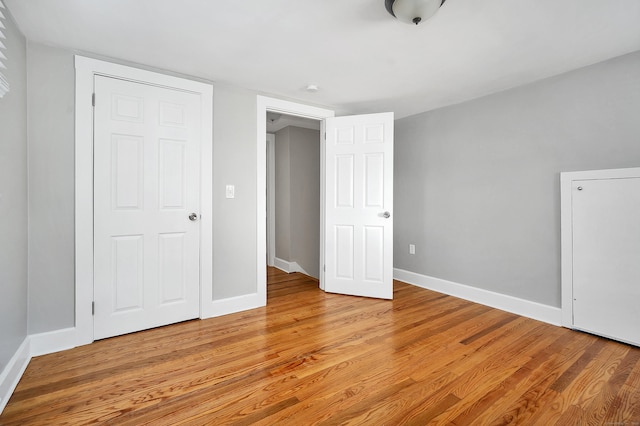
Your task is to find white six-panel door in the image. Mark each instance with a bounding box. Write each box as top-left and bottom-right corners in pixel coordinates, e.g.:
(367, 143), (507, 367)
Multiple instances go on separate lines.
(93, 76), (201, 340)
(324, 113), (394, 299)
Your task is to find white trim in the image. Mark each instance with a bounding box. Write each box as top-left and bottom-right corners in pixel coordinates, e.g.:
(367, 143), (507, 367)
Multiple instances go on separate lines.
(206, 293), (264, 318)
(0, 338), (30, 414)
(273, 257), (310, 276)
(29, 327), (77, 357)
(319, 119), (327, 290)
(74, 56), (213, 345)
(266, 133), (276, 267)
(256, 96), (334, 303)
(273, 257), (290, 272)
(198, 82), (214, 318)
(560, 170), (574, 328)
(0, 328), (77, 414)
(560, 167), (640, 329)
(74, 57), (94, 346)
(394, 268), (562, 326)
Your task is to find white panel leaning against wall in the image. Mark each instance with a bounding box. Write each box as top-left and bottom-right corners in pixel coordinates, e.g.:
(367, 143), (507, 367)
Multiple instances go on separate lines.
(0, 0), (10, 98)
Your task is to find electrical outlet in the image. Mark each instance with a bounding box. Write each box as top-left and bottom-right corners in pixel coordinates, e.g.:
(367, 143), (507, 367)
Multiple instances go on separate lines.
(226, 185), (235, 199)
(409, 244), (415, 255)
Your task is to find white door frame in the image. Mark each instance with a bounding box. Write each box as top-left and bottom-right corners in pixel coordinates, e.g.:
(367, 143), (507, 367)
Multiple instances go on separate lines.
(560, 166), (640, 329)
(256, 96), (334, 297)
(266, 133), (276, 267)
(75, 56), (213, 346)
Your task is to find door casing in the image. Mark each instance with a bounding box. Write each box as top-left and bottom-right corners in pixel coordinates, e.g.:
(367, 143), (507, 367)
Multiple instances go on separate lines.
(75, 56), (213, 346)
(266, 132), (276, 268)
(256, 97), (335, 296)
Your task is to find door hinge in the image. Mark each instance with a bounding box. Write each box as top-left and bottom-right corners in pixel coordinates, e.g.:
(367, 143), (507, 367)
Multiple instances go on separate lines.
(324, 132), (326, 140)
(92, 301), (95, 315)
(92, 93), (95, 107)
(323, 264), (326, 272)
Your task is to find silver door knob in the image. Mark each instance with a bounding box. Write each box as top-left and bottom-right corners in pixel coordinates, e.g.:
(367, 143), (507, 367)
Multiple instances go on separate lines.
(382, 211), (391, 219)
(189, 213), (198, 221)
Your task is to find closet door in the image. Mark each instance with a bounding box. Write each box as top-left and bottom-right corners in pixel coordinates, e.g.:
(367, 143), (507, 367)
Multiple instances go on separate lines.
(93, 75), (202, 340)
(572, 176), (640, 346)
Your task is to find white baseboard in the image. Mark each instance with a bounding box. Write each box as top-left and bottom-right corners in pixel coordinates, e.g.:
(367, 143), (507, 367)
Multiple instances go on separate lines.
(202, 292), (265, 319)
(274, 257), (310, 276)
(0, 338), (31, 414)
(30, 327), (77, 357)
(273, 257), (289, 272)
(393, 268), (562, 326)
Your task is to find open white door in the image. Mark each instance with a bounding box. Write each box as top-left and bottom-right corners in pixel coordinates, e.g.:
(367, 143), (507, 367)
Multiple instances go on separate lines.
(324, 112), (394, 299)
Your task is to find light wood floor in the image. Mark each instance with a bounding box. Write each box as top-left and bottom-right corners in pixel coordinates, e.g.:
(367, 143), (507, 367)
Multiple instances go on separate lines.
(2, 268), (639, 425)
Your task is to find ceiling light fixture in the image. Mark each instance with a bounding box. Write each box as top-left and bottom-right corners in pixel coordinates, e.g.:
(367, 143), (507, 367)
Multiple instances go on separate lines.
(266, 112), (282, 123)
(385, 0), (446, 25)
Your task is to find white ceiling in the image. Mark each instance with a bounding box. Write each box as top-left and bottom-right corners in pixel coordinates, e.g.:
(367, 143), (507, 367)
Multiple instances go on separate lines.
(6, 0), (640, 118)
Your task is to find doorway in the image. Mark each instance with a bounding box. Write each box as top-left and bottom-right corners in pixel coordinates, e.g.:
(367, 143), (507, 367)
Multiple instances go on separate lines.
(256, 97), (335, 302)
(257, 97), (395, 303)
(267, 113), (322, 280)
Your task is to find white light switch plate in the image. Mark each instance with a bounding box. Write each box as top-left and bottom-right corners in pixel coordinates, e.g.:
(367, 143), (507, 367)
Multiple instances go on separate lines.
(226, 185), (235, 199)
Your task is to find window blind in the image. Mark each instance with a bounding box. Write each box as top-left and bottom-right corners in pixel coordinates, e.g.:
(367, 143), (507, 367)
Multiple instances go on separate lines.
(0, 0), (9, 98)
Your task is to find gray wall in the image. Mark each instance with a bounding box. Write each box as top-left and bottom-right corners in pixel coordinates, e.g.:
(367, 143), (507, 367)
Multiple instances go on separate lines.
(27, 42), (75, 333)
(274, 128), (291, 261)
(394, 51), (640, 308)
(211, 84), (258, 300)
(289, 127), (321, 278)
(274, 126), (320, 278)
(24, 43), (261, 332)
(16, 39), (640, 335)
(0, 10), (28, 370)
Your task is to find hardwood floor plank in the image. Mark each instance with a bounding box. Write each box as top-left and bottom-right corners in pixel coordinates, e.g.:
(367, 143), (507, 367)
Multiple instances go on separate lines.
(440, 329), (577, 425)
(561, 341), (630, 409)
(407, 327), (555, 424)
(401, 393), (461, 425)
(549, 337), (610, 393)
(460, 331), (585, 426)
(315, 378), (418, 426)
(466, 331), (595, 425)
(602, 361), (640, 424)
(585, 348), (640, 424)
(459, 314), (519, 345)
(486, 337), (629, 425)
(2, 267), (639, 425)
